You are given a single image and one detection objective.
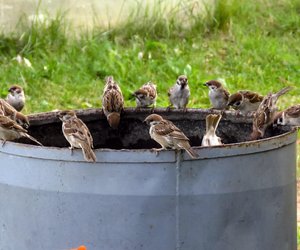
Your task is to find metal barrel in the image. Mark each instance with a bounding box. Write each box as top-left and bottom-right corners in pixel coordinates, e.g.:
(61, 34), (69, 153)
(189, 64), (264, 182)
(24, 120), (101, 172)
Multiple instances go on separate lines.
(0, 109), (296, 250)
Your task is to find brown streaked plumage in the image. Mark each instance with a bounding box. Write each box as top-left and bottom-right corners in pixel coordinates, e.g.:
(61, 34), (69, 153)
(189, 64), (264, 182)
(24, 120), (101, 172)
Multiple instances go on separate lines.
(58, 110), (96, 163)
(0, 115), (42, 146)
(201, 114), (222, 147)
(144, 114), (199, 159)
(274, 104), (300, 126)
(6, 84), (25, 112)
(102, 76), (124, 129)
(228, 90), (263, 114)
(204, 80), (230, 110)
(133, 81), (157, 108)
(0, 99), (29, 128)
(251, 86), (292, 140)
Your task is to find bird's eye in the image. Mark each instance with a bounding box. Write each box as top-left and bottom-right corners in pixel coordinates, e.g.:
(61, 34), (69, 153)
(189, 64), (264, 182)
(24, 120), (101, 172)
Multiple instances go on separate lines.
(235, 101), (241, 106)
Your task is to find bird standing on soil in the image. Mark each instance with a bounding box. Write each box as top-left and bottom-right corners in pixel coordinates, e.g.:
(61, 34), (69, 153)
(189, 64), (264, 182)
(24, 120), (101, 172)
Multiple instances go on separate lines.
(251, 86), (292, 140)
(273, 104), (300, 126)
(58, 110), (96, 163)
(144, 114), (199, 159)
(168, 75), (190, 111)
(202, 114), (223, 146)
(204, 80), (230, 110)
(133, 81), (157, 109)
(6, 85), (26, 112)
(0, 115), (42, 146)
(227, 90), (263, 115)
(102, 76), (124, 129)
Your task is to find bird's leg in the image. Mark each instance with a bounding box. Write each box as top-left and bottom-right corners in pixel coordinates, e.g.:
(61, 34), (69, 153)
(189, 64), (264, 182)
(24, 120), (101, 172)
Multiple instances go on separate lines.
(1, 140), (6, 147)
(220, 108), (226, 116)
(69, 146), (74, 155)
(150, 103), (156, 113)
(183, 107), (188, 113)
(166, 105), (172, 112)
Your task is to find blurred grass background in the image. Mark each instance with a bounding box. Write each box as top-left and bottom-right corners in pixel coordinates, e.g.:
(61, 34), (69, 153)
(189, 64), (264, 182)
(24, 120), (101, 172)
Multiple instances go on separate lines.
(0, 0), (299, 112)
(0, 0), (299, 244)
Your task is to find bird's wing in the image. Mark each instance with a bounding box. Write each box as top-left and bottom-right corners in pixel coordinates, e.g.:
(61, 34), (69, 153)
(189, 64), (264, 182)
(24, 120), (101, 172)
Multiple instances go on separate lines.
(241, 91), (263, 103)
(0, 115), (27, 133)
(285, 105), (300, 118)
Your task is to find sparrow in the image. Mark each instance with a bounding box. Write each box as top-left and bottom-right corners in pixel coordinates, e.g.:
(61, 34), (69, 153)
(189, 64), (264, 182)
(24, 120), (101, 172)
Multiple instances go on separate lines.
(168, 75), (190, 110)
(58, 110), (96, 163)
(133, 81), (157, 109)
(273, 104), (300, 126)
(204, 80), (230, 110)
(201, 114), (222, 146)
(0, 99), (29, 128)
(227, 90), (264, 115)
(6, 85), (25, 111)
(0, 115), (42, 146)
(102, 76), (124, 129)
(144, 114), (199, 159)
(251, 86), (292, 140)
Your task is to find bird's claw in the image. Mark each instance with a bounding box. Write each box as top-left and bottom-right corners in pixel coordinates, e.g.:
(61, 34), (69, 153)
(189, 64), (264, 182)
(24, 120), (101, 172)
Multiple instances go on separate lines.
(69, 147), (74, 155)
(151, 147), (164, 157)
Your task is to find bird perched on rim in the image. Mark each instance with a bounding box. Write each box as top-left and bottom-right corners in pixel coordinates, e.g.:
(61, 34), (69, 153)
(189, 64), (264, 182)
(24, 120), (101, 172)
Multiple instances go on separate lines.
(251, 86), (292, 140)
(168, 75), (190, 111)
(227, 90), (264, 115)
(273, 104), (300, 126)
(0, 98), (29, 128)
(102, 76), (124, 129)
(0, 114), (42, 146)
(6, 85), (25, 112)
(204, 80), (230, 110)
(58, 110), (96, 163)
(58, 110), (96, 162)
(133, 81), (157, 109)
(144, 114), (199, 159)
(201, 114), (223, 147)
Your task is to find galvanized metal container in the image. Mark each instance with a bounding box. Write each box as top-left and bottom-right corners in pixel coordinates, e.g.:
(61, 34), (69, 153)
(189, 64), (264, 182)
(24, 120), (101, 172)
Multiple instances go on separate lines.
(0, 109), (296, 250)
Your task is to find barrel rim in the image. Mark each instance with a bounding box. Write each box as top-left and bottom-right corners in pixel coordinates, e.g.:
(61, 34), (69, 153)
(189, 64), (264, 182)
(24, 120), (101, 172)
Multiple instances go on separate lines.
(0, 127), (296, 163)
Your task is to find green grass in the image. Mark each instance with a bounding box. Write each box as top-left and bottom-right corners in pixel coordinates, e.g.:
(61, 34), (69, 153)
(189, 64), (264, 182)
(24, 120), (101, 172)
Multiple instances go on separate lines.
(0, 0), (299, 114)
(0, 0), (300, 243)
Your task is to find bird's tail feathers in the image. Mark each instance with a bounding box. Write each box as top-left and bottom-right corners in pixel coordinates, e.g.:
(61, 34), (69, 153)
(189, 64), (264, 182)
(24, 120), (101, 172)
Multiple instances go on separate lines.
(80, 143), (96, 162)
(206, 114), (222, 133)
(274, 86), (292, 100)
(185, 147), (199, 159)
(22, 133), (43, 146)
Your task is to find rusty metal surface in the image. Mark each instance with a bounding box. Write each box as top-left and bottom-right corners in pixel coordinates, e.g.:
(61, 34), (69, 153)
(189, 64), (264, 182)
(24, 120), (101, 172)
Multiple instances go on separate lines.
(0, 109), (296, 250)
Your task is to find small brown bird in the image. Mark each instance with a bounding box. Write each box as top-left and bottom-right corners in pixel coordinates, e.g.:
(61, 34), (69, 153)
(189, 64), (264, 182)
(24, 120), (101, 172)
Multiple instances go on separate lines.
(0, 115), (42, 146)
(144, 114), (199, 159)
(58, 110), (96, 163)
(0, 99), (29, 128)
(201, 114), (223, 147)
(168, 75), (190, 110)
(102, 76), (124, 129)
(6, 85), (25, 111)
(133, 81), (157, 109)
(251, 86), (292, 140)
(204, 80), (230, 110)
(227, 90), (263, 115)
(274, 104), (300, 126)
